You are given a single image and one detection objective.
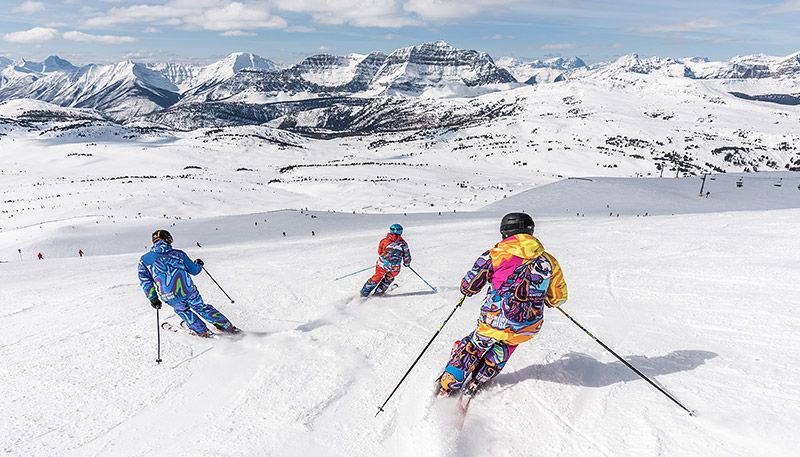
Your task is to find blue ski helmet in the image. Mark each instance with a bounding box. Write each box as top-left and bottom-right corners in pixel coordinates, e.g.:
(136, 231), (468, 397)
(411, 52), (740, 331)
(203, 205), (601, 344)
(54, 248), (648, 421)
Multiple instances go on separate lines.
(389, 224), (403, 235)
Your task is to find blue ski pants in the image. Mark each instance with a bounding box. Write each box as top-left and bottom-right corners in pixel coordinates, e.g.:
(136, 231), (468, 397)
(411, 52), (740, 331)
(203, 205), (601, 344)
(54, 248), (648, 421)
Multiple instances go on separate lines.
(167, 288), (232, 334)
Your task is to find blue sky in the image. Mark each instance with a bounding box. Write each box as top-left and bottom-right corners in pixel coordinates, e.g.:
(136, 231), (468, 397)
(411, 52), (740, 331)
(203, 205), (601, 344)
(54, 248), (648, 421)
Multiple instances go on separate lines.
(1, 0), (799, 65)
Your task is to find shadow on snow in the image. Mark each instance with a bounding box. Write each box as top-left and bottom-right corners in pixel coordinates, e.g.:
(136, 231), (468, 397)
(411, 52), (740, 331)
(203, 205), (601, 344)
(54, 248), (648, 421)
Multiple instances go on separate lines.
(496, 350), (718, 388)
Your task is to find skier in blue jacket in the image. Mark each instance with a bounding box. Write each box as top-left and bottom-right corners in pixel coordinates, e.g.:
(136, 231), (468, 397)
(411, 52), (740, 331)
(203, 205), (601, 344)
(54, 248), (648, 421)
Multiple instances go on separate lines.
(138, 230), (238, 337)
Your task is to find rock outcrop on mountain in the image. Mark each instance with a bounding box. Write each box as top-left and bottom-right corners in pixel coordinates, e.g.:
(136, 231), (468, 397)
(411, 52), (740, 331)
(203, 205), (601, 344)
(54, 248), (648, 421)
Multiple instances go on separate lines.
(366, 41), (517, 96)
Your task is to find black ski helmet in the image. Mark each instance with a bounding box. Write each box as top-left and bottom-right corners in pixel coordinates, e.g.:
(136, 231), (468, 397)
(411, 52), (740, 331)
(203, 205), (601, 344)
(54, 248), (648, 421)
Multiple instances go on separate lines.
(500, 212), (534, 239)
(152, 229), (173, 245)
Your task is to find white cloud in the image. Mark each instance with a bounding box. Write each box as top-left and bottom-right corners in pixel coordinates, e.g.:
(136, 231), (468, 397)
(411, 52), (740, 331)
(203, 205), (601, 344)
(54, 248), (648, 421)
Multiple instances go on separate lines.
(271, 0), (516, 27)
(62, 31), (137, 44)
(85, 0), (287, 32)
(220, 30), (255, 36)
(541, 42), (577, 50)
(643, 18), (724, 33)
(13, 1), (45, 13)
(766, 0), (800, 13)
(286, 25), (315, 32)
(3, 27), (59, 43)
(273, 0), (419, 27)
(143, 27), (160, 33)
(403, 0), (512, 20)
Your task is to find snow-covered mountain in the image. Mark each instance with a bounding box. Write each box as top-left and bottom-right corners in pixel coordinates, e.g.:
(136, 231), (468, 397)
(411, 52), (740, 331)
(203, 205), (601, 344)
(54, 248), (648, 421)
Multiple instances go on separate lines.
(0, 44), (798, 129)
(589, 52), (800, 81)
(685, 52), (800, 79)
(367, 41), (517, 96)
(148, 52), (278, 93)
(179, 41), (517, 103)
(15, 55), (78, 74)
(496, 56), (586, 83)
(180, 51), (389, 103)
(587, 53), (694, 79)
(0, 60), (178, 120)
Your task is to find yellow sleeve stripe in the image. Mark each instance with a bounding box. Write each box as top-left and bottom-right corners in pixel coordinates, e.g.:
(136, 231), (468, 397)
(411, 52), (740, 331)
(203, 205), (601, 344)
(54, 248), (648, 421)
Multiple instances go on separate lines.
(543, 252), (568, 307)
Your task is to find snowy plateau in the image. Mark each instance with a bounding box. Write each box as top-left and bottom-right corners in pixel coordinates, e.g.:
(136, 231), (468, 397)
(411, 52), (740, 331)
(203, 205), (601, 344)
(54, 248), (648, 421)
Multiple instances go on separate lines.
(1, 40), (799, 457)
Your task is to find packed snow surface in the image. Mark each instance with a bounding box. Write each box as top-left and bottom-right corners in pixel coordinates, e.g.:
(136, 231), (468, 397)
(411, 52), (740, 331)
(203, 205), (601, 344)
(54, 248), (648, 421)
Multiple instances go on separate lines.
(1, 150), (799, 455)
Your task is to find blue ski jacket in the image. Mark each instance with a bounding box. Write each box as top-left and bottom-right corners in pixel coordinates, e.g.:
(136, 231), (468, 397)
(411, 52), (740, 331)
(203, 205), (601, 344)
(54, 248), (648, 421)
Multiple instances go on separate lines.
(138, 240), (202, 302)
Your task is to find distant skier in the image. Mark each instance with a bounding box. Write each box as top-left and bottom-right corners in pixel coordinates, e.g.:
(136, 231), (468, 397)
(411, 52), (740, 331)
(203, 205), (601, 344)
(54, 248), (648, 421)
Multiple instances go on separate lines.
(437, 213), (568, 397)
(78, 249), (84, 257)
(360, 224), (411, 297)
(138, 230), (239, 337)
(37, 252), (44, 260)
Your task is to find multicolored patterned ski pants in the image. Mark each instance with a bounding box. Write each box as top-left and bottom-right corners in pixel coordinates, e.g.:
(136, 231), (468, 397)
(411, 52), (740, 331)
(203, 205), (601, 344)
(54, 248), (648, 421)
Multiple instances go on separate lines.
(360, 265), (398, 297)
(439, 330), (518, 392)
(167, 288), (232, 335)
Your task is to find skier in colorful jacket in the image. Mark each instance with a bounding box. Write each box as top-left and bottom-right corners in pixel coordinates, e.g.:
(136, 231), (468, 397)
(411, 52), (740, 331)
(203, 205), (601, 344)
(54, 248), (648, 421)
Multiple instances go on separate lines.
(360, 224), (412, 297)
(438, 213), (568, 395)
(138, 230), (238, 337)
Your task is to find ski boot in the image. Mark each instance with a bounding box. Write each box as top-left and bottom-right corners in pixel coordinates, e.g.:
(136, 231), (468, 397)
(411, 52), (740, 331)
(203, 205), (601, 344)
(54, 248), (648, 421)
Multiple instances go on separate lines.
(462, 379), (481, 399)
(213, 322), (242, 335)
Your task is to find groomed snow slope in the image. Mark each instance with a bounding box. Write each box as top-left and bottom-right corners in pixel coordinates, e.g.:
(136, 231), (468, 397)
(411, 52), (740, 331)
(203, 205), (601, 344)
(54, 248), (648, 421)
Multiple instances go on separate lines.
(2, 176), (799, 457)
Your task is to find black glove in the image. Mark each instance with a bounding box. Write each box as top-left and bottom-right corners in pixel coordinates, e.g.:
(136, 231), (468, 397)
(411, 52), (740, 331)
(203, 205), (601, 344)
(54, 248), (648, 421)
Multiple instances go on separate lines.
(150, 298), (162, 310)
(195, 258), (204, 266)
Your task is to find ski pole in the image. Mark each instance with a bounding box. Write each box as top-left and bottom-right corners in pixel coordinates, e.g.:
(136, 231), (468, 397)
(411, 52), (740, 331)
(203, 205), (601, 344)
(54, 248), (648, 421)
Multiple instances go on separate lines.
(203, 267), (235, 303)
(156, 307), (162, 364)
(408, 266), (437, 292)
(375, 295), (466, 417)
(555, 306), (695, 416)
(334, 266), (373, 281)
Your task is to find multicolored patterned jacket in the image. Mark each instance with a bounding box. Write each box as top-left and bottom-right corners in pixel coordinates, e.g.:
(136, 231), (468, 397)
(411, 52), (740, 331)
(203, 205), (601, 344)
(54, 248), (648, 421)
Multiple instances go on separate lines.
(377, 234), (411, 272)
(138, 240), (202, 302)
(461, 234), (567, 345)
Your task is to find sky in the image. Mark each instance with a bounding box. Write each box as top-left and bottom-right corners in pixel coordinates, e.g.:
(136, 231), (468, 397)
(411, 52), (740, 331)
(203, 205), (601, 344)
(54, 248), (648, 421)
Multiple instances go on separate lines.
(1, 0), (799, 66)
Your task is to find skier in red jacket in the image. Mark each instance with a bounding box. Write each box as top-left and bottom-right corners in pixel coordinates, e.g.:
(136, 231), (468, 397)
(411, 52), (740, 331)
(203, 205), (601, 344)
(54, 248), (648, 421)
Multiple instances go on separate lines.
(360, 224), (411, 297)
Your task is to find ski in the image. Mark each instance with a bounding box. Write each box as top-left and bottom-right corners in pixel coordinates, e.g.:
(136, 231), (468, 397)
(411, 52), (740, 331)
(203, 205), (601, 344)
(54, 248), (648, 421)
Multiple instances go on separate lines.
(360, 283), (399, 300)
(161, 320), (215, 338)
(456, 381), (480, 429)
(161, 320), (243, 339)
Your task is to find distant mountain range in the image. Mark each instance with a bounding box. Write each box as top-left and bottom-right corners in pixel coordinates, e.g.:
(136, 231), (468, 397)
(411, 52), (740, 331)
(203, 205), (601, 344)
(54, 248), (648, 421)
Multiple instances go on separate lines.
(0, 41), (798, 129)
